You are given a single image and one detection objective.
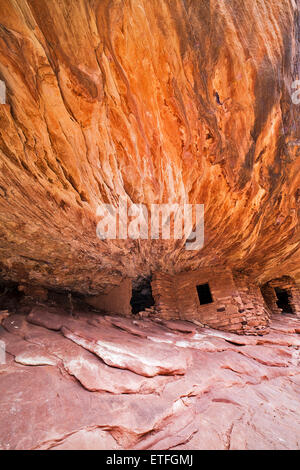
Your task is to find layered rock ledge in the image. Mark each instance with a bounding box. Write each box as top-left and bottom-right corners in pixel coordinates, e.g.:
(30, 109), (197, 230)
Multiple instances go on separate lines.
(0, 307), (300, 450)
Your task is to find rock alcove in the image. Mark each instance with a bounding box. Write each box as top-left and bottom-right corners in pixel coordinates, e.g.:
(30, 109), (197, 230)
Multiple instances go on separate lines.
(0, 0), (300, 451)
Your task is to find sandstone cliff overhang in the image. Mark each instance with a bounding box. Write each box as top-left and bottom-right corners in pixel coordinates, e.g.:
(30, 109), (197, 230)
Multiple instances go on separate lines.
(0, 0), (299, 295)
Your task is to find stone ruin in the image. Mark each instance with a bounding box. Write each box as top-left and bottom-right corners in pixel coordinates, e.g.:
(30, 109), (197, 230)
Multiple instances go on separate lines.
(261, 276), (300, 317)
(83, 268), (300, 336)
(151, 268), (270, 335)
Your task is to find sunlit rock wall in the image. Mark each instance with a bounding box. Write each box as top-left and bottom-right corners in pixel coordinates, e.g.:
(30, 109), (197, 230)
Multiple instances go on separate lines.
(0, 0), (299, 294)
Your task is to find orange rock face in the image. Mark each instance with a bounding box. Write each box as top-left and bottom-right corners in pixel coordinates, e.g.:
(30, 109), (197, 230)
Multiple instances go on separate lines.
(0, 0), (299, 293)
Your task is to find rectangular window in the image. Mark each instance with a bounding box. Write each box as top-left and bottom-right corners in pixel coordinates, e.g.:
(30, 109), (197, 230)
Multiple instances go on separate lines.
(196, 283), (213, 305)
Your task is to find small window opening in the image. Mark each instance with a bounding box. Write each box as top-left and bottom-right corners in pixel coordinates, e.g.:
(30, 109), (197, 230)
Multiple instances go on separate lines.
(130, 276), (154, 314)
(196, 283), (213, 305)
(274, 287), (294, 314)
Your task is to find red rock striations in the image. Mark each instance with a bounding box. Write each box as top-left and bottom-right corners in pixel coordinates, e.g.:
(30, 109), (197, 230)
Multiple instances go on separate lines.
(1, 0), (300, 451)
(0, 0), (299, 298)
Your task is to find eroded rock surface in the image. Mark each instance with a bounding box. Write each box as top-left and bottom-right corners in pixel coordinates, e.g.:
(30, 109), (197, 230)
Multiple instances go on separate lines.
(0, 308), (299, 450)
(0, 0), (299, 294)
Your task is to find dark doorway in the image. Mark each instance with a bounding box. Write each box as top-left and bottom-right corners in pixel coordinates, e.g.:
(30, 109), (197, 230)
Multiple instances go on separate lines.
(130, 277), (155, 314)
(196, 283), (213, 305)
(0, 281), (24, 312)
(275, 287), (294, 314)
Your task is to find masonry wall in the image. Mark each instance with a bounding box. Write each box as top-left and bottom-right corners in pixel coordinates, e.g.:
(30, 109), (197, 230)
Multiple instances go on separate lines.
(232, 272), (270, 333)
(152, 267), (269, 335)
(260, 284), (281, 315)
(151, 272), (180, 319)
(83, 267), (273, 334)
(291, 284), (300, 315)
(261, 276), (300, 316)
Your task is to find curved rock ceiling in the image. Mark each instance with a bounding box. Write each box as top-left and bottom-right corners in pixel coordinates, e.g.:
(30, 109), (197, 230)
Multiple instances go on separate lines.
(0, 0), (299, 294)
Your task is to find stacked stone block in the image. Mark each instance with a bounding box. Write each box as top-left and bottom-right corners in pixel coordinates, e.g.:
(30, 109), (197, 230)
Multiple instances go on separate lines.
(152, 267), (270, 335)
(262, 276), (300, 316)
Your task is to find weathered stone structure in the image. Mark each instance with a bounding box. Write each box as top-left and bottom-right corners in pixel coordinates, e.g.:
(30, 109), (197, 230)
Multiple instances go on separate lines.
(84, 270), (300, 334)
(261, 276), (300, 317)
(152, 268), (269, 335)
(83, 268), (273, 335)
